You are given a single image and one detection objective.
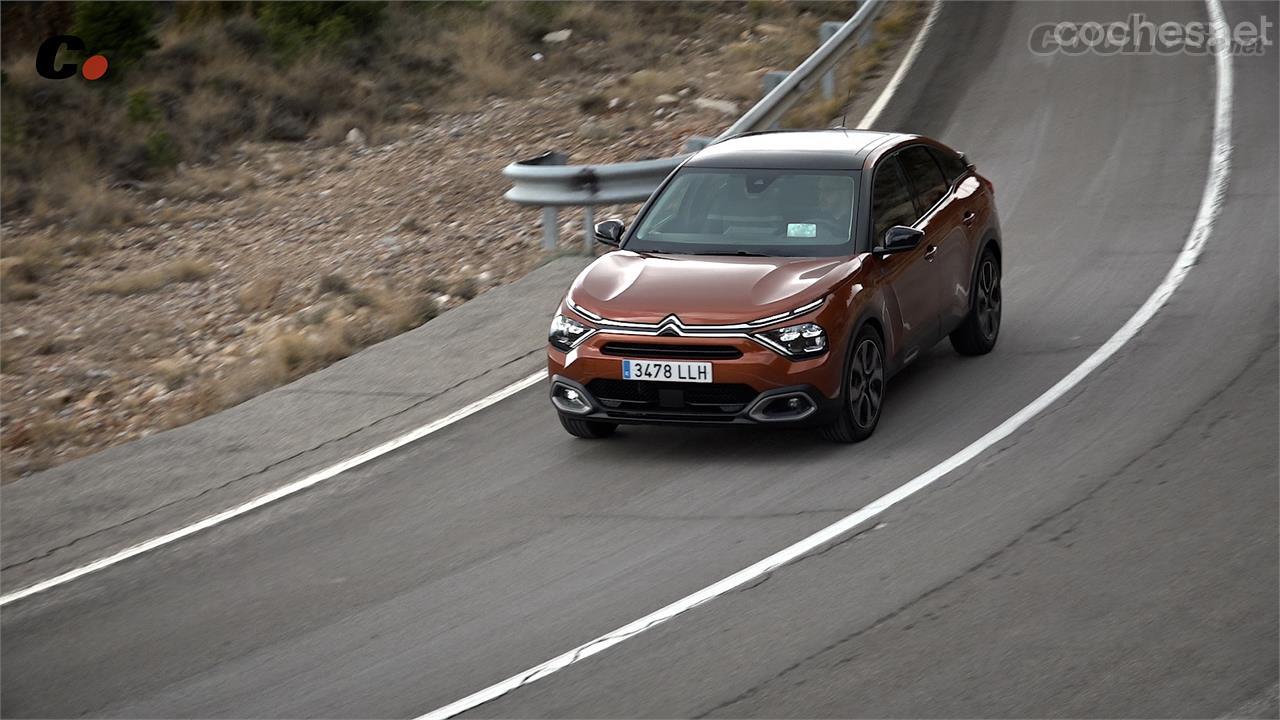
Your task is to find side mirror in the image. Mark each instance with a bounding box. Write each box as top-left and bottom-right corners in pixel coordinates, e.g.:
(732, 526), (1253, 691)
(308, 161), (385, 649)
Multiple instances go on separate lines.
(594, 219), (625, 247)
(874, 225), (924, 254)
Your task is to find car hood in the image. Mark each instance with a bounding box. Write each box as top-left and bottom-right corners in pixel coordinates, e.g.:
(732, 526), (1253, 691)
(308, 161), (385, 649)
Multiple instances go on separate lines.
(567, 250), (861, 325)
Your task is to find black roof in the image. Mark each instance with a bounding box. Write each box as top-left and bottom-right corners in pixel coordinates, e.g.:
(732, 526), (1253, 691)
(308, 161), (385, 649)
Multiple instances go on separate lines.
(684, 129), (906, 171)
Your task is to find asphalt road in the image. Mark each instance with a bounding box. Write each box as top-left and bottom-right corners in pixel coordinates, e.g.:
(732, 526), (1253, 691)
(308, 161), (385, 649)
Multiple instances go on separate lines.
(3, 1), (1276, 717)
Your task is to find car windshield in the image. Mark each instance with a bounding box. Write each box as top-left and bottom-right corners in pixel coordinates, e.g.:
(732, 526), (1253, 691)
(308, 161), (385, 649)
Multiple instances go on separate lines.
(627, 168), (860, 257)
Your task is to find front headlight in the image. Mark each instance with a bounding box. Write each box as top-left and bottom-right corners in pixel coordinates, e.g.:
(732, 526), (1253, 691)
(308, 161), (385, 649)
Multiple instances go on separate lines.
(549, 314), (593, 352)
(757, 322), (827, 358)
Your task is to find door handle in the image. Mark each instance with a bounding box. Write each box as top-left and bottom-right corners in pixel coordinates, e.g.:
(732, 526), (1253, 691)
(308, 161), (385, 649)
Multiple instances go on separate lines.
(962, 211), (977, 226)
(924, 244), (939, 262)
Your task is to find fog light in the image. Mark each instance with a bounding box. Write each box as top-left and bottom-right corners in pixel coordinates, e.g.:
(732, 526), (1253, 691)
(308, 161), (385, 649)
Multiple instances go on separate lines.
(551, 383), (592, 415)
(747, 392), (817, 422)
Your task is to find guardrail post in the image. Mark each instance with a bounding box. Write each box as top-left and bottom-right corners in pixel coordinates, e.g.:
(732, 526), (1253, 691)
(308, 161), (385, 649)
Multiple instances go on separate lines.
(582, 205), (595, 254)
(573, 167), (601, 255)
(541, 207), (559, 251)
(819, 21), (843, 99)
(762, 71), (790, 128)
(511, 151), (569, 251)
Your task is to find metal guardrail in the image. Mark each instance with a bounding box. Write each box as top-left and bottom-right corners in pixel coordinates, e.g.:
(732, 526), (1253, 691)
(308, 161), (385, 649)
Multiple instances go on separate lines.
(504, 0), (884, 250)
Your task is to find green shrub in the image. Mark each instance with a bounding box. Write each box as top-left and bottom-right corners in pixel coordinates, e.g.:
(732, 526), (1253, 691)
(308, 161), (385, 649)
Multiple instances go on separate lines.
(500, 1), (562, 42)
(222, 15), (268, 54)
(257, 2), (386, 62)
(145, 130), (179, 169)
(72, 1), (159, 72)
(126, 89), (158, 124)
(175, 1), (249, 27)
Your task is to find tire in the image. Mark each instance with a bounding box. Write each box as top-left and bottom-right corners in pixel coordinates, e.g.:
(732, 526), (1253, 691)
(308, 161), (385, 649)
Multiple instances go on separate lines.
(950, 247), (1002, 356)
(820, 325), (885, 443)
(558, 414), (618, 439)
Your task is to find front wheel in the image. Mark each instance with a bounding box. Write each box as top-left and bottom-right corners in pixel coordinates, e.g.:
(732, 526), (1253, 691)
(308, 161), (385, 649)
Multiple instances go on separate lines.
(558, 414), (618, 439)
(819, 325), (885, 443)
(950, 248), (1002, 356)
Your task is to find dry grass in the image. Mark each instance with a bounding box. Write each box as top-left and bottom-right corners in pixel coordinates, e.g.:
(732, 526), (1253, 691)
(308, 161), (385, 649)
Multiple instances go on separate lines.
(27, 165), (140, 232)
(449, 276), (480, 300)
(419, 276), (451, 294)
(270, 159), (307, 182)
(445, 21), (524, 97)
(191, 319), (354, 412)
(202, 356), (288, 410)
(387, 293), (441, 332)
(197, 292), (430, 411)
(164, 166), (258, 202)
(616, 69), (686, 104)
(29, 333), (76, 355)
(314, 115), (356, 146)
(152, 358), (195, 389)
(237, 274), (283, 312)
(1, 238), (58, 275)
(2, 255), (40, 282)
(317, 272), (353, 295)
(0, 346), (20, 374)
(1, 240), (59, 301)
(90, 258), (216, 296)
(1, 280), (40, 302)
(263, 326), (351, 374)
(781, 1), (925, 129)
(1, 416), (75, 455)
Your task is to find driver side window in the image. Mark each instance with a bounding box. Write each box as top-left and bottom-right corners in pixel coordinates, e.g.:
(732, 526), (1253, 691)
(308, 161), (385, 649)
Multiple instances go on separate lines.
(872, 157), (917, 242)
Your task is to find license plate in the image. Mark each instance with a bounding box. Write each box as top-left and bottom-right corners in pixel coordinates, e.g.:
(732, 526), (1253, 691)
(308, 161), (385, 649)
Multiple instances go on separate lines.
(621, 359), (712, 383)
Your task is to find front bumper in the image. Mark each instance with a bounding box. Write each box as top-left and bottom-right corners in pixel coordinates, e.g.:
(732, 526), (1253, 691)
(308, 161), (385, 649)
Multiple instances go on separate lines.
(550, 375), (840, 426)
(547, 332), (845, 426)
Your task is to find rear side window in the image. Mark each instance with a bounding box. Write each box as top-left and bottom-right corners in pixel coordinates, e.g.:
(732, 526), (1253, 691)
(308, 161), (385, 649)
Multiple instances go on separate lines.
(871, 158), (917, 241)
(930, 146), (970, 184)
(898, 146), (948, 212)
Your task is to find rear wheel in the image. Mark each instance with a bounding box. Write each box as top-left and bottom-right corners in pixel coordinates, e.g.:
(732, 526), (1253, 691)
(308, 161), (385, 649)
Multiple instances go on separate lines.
(820, 325), (885, 443)
(558, 414), (618, 439)
(950, 247), (1002, 356)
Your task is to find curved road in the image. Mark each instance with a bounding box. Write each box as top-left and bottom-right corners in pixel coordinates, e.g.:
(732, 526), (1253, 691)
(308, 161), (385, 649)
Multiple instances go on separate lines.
(3, 1), (1277, 717)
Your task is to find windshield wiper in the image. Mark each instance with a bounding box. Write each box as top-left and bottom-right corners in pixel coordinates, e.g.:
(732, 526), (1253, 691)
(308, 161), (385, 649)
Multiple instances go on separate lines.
(694, 250), (771, 257)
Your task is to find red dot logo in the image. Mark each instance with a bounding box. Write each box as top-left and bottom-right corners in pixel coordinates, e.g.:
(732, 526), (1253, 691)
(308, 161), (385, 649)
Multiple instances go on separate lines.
(81, 54), (108, 80)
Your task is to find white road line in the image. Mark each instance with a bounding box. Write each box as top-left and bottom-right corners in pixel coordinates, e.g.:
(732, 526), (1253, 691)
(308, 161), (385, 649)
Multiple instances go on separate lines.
(0, 370), (548, 606)
(857, 0), (941, 129)
(417, 0), (1234, 716)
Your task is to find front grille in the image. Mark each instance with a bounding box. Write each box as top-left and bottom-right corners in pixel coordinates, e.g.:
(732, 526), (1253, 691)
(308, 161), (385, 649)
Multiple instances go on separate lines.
(600, 341), (743, 360)
(586, 379), (758, 416)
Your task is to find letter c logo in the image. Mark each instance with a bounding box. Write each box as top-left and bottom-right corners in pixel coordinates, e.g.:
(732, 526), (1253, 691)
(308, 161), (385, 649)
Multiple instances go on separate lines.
(36, 35), (83, 79)
(35, 35), (108, 80)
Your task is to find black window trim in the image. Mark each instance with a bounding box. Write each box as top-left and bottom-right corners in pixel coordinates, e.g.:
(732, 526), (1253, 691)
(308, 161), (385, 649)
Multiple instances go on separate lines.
(870, 153), (917, 245)
(928, 144), (973, 190)
(897, 144), (953, 222)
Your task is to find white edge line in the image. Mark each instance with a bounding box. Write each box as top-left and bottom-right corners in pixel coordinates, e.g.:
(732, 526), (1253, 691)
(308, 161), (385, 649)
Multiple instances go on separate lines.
(418, 0), (1233, 716)
(0, 370), (549, 606)
(857, 0), (941, 129)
